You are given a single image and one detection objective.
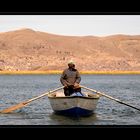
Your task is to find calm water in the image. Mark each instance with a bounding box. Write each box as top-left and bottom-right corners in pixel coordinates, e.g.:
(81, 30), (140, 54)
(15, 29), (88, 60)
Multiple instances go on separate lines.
(0, 74), (140, 125)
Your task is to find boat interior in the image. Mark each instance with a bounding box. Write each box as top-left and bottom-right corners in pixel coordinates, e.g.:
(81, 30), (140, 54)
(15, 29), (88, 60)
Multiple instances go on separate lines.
(48, 91), (100, 98)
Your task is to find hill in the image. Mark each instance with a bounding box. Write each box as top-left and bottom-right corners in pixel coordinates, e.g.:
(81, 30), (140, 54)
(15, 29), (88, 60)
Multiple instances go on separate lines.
(0, 28), (140, 71)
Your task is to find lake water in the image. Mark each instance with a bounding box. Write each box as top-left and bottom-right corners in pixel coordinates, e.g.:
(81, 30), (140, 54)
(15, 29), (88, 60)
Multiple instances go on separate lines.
(0, 74), (140, 126)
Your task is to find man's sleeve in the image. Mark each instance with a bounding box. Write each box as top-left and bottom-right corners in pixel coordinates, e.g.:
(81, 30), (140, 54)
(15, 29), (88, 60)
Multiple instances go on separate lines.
(75, 70), (81, 83)
(60, 70), (67, 86)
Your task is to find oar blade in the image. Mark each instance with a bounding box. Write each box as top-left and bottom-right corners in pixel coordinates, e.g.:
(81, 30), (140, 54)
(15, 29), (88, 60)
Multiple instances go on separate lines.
(0, 102), (27, 113)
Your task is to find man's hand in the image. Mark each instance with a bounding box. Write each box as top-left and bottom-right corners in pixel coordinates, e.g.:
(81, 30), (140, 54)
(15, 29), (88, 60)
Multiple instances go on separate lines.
(74, 83), (80, 88)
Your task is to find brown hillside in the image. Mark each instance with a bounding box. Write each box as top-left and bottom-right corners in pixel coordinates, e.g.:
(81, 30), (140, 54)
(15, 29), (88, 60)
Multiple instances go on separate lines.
(0, 28), (140, 71)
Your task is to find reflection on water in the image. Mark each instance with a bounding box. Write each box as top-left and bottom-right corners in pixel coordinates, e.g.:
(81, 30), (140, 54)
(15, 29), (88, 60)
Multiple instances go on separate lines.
(0, 74), (140, 125)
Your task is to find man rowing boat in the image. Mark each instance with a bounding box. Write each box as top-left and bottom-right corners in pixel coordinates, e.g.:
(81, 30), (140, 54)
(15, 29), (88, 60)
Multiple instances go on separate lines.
(60, 60), (81, 96)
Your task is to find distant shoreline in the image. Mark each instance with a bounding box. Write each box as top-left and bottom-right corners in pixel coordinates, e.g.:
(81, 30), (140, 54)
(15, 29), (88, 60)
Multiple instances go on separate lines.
(0, 70), (140, 74)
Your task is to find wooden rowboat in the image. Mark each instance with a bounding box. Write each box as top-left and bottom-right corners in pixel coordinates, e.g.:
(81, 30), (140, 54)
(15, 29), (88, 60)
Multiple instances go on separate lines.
(47, 91), (100, 117)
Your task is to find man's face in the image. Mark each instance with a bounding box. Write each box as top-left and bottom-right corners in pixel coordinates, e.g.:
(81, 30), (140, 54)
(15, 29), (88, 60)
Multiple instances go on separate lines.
(68, 64), (75, 69)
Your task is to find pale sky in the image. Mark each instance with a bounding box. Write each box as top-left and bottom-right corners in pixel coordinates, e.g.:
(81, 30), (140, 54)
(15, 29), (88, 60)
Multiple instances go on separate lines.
(0, 15), (140, 36)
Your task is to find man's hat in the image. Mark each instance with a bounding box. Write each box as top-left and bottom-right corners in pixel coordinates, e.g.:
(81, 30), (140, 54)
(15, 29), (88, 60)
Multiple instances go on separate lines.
(68, 60), (75, 65)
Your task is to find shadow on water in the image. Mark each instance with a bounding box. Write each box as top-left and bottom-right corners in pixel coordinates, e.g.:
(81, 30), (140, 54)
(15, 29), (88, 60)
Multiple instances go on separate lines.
(49, 112), (99, 125)
(0, 104), (99, 125)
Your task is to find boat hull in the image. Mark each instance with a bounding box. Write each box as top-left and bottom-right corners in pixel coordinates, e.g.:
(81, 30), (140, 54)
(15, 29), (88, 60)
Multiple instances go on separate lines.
(55, 107), (93, 117)
(48, 93), (100, 117)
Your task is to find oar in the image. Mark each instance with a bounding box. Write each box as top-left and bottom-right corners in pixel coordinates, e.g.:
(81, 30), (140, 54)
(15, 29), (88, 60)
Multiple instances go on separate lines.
(81, 85), (140, 112)
(0, 86), (64, 114)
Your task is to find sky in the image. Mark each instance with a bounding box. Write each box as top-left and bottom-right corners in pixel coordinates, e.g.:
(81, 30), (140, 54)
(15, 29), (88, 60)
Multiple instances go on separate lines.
(0, 15), (140, 36)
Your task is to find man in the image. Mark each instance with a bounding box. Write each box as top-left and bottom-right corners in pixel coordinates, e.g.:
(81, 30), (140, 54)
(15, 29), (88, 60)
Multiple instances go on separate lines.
(60, 61), (81, 96)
